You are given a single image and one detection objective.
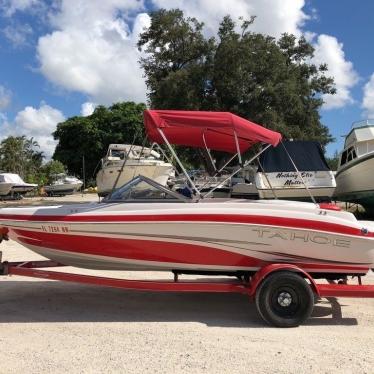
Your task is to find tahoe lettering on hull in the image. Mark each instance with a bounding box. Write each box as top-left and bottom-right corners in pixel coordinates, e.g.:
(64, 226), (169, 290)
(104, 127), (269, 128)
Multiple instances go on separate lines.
(252, 228), (350, 248)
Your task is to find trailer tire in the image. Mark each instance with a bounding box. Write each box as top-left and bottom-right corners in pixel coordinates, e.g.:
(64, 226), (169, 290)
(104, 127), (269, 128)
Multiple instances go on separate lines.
(255, 271), (314, 327)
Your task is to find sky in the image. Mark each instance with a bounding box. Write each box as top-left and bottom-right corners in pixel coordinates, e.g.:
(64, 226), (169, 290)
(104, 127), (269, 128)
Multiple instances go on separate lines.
(1, 0), (374, 159)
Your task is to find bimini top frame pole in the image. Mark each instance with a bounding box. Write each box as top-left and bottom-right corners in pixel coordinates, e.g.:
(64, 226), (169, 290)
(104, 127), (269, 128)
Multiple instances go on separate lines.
(202, 143), (272, 199)
(194, 153), (238, 194)
(157, 128), (201, 198)
(233, 130), (243, 166)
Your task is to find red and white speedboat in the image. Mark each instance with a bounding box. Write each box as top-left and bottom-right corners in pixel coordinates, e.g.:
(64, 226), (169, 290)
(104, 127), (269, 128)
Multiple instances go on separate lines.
(1, 183), (373, 276)
(2, 110), (374, 328)
(1, 110), (374, 278)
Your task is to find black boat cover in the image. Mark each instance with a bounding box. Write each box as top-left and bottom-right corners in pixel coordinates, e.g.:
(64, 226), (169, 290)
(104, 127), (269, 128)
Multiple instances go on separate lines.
(259, 141), (330, 172)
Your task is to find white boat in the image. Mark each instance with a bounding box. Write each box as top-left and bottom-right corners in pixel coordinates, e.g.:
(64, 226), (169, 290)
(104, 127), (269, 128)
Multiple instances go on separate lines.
(1, 110), (371, 276)
(96, 144), (175, 196)
(0, 173), (37, 196)
(255, 141), (336, 202)
(175, 171), (232, 198)
(335, 120), (374, 213)
(44, 174), (83, 196)
(0, 178), (14, 197)
(231, 165), (259, 199)
(1, 110), (374, 327)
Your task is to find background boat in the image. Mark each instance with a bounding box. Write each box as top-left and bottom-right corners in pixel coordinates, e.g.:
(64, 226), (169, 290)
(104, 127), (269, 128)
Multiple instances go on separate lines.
(44, 174), (83, 196)
(255, 140), (336, 202)
(0, 173), (37, 197)
(335, 119), (374, 213)
(0, 180), (15, 197)
(96, 144), (175, 196)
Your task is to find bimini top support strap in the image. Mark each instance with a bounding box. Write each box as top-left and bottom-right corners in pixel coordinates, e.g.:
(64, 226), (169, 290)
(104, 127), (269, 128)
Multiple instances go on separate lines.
(280, 141), (317, 205)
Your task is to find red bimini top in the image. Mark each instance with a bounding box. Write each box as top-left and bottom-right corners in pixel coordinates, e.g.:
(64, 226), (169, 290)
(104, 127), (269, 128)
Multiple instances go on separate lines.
(144, 110), (282, 153)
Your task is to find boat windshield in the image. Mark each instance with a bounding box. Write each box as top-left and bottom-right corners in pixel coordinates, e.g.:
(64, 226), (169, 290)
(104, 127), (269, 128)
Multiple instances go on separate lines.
(104, 175), (190, 203)
(351, 119), (374, 129)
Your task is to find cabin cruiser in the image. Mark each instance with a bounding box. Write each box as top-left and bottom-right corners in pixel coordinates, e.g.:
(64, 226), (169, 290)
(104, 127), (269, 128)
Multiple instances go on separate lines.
(255, 141), (336, 202)
(96, 144), (175, 196)
(44, 174), (83, 196)
(0, 173), (37, 197)
(0, 110), (374, 279)
(335, 120), (374, 213)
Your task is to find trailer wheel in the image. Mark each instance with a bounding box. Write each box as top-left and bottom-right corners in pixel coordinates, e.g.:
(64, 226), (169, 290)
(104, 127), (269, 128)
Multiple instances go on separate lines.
(255, 271), (314, 327)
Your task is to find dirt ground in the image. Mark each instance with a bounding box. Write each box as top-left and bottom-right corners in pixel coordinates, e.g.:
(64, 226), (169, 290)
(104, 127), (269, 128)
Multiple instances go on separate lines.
(0, 195), (374, 373)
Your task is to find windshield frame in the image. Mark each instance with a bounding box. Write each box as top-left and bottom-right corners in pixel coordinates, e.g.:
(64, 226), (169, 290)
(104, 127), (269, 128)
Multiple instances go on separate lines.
(103, 175), (192, 203)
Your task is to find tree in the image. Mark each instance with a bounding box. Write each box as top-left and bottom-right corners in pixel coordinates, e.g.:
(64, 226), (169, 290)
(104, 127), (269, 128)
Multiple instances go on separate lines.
(213, 22), (334, 144)
(138, 10), (336, 151)
(53, 102), (146, 178)
(138, 9), (216, 110)
(39, 160), (67, 186)
(326, 150), (340, 171)
(0, 136), (44, 182)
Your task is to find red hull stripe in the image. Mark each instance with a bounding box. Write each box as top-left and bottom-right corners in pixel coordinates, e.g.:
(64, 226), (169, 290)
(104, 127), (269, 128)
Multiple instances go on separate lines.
(13, 229), (266, 267)
(12, 229), (368, 272)
(0, 213), (372, 237)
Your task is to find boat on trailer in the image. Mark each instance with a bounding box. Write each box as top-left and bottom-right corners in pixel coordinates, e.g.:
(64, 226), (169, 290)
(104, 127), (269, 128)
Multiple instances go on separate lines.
(0, 182), (14, 198)
(1, 110), (374, 327)
(335, 119), (374, 213)
(256, 140), (336, 202)
(44, 174), (83, 196)
(0, 173), (37, 198)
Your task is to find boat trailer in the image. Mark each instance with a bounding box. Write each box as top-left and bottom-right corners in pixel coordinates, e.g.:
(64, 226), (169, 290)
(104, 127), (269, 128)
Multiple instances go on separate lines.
(1, 250), (374, 327)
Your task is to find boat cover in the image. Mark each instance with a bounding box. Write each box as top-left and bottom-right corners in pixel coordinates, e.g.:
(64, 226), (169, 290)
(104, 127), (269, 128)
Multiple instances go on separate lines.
(144, 110), (282, 153)
(259, 141), (330, 172)
(0, 173), (25, 184)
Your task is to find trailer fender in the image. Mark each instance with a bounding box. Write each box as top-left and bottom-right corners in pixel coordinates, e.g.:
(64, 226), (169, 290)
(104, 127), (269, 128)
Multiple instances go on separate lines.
(249, 263), (320, 297)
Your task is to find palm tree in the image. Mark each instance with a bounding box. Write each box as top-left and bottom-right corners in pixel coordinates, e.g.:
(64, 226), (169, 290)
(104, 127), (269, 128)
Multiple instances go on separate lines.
(0, 136), (44, 180)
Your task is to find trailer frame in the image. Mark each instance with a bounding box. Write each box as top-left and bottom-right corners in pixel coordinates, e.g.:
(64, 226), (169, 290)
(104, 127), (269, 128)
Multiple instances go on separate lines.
(1, 255), (374, 326)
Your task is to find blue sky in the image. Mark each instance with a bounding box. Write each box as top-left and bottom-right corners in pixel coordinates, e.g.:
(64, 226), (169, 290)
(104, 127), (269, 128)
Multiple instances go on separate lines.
(305, 0), (374, 154)
(0, 0), (374, 158)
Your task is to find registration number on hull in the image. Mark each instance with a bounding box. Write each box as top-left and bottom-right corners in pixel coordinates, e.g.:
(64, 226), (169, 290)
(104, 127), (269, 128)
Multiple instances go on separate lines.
(41, 225), (69, 233)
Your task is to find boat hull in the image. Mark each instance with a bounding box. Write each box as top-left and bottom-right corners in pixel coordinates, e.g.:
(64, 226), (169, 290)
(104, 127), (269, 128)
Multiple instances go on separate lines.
(0, 183), (14, 196)
(257, 186), (335, 201)
(44, 182), (83, 195)
(11, 184), (37, 194)
(256, 171), (336, 201)
(96, 162), (174, 196)
(335, 153), (374, 211)
(1, 203), (374, 275)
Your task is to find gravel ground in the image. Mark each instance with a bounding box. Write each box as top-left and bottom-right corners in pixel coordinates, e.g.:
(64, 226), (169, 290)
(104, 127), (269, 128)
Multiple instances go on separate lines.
(0, 195), (374, 373)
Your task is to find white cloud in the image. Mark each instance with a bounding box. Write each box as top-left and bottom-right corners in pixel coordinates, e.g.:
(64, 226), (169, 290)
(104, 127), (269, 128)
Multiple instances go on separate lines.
(312, 34), (359, 110)
(152, 0), (308, 38)
(0, 85), (11, 109)
(32, 1), (356, 112)
(3, 23), (33, 47)
(81, 102), (96, 116)
(0, 103), (65, 159)
(362, 73), (374, 118)
(0, 0), (40, 16)
(37, 0), (308, 106)
(37, 0), (149, 105)
(0, 111), (9, 126)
